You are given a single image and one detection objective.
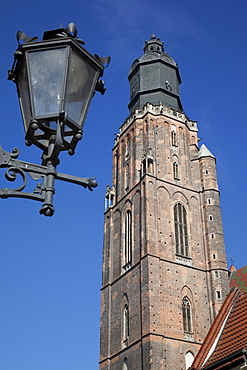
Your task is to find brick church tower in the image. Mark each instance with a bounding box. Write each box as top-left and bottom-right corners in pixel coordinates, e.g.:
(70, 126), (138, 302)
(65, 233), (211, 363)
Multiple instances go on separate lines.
(100, 35), (229, 370)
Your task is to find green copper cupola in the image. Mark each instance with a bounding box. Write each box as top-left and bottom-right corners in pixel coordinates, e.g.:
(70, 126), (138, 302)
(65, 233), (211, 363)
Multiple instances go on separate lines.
(128, 35), (183, 113)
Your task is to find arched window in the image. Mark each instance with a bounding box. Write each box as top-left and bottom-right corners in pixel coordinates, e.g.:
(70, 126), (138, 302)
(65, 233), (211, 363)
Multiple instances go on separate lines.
(123, 357), (128, 370)
(174, 203), (189, 257)
(124, 210), (132, 268)
(182, 297), (192, 333)
(147, 157), (154, 173)
(142, 156), (154, 176)
(123, 303), (129, 344)
(185, 351), (194, 370)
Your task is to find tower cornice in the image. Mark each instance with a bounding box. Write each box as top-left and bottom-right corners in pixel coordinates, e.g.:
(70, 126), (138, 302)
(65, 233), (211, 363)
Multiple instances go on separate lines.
(114, 102), (197, 147)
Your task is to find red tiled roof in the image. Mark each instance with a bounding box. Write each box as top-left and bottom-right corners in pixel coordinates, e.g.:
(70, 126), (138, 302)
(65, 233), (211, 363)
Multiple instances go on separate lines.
(190, 288), (247, 369)
(204, 352), (246, 370)
(203, 290), (247, 368)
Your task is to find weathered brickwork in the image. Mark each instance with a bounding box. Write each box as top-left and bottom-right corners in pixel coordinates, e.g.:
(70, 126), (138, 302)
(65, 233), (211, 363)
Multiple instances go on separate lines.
(100, 36), (229, 369)
(100, 105), (229, 370)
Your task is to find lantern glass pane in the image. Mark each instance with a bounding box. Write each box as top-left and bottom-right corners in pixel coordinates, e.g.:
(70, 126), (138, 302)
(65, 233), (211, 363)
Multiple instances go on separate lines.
(65, 50), (98, 126)
(17, 60), (31, 133)
(28, 48), (67, 117)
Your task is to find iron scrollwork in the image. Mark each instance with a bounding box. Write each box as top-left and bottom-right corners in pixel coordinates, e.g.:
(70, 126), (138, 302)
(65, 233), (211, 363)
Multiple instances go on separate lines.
(0, 145), (97, 216)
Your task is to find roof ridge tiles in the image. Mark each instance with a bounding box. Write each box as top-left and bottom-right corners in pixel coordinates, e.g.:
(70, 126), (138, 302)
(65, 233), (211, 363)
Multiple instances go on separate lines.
(190, 288), (241, 369)
(192, 289), (247, 369)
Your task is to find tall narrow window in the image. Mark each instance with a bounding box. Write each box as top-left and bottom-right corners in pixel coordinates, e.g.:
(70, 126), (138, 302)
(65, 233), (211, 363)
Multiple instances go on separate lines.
(174, 203), (189, 257)
(125, 164), (130, 191)
(123, 358), (128, 370)
(124, 210), (132, 267)
(182, 297), (192, 333)
(142, 158), (147, 175)
(171, 125), (178, 146)
(123, 303), (129, 343)
(125, 138), (130, 159)
(147, 157), (154, 173)
(104, 186), (115, 210)
(173, 162), (179, 180)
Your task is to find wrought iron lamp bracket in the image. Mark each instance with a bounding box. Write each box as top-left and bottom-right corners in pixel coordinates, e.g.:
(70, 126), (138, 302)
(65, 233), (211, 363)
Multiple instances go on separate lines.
(0, 145), (97, 216)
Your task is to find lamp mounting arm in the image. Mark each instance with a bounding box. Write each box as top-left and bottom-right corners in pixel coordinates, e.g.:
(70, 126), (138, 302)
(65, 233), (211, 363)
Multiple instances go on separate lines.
(0, 145), (98, 216)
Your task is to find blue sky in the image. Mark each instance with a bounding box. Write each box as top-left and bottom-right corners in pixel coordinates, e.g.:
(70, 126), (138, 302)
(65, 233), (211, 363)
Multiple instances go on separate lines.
(0, 1), (246, 369)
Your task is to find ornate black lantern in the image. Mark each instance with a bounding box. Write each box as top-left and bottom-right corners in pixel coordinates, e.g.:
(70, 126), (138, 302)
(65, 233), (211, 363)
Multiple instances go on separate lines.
(0, 24), (110, 216)
(9, 23), (109, 159)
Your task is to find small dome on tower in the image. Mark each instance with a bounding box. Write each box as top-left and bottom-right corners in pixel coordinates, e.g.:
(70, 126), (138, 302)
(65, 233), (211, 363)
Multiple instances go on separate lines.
(143, 34), (164, 54)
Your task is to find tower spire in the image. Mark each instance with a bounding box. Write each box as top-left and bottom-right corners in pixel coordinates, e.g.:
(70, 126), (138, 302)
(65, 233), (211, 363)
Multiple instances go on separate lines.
(128, 35), (183, 113)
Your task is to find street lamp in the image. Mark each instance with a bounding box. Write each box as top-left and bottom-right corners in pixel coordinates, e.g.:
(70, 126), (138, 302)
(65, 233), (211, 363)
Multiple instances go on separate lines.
(0, 23), (110, 216)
